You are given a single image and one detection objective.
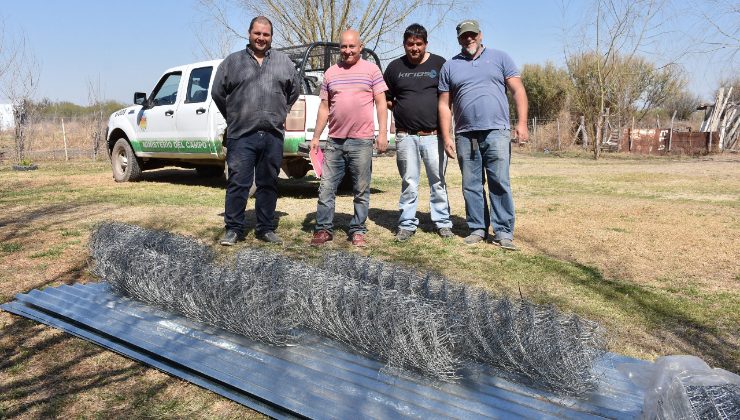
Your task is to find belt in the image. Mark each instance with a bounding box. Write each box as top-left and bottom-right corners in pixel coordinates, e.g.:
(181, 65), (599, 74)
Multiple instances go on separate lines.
(396, 129), (437, 136)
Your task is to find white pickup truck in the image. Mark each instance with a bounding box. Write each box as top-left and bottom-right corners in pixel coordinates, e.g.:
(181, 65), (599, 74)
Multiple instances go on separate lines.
(106, 43), (395, 182)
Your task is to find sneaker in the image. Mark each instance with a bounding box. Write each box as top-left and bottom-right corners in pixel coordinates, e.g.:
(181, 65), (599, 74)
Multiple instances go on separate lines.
(394, 228), (415, 242)
(463, 233), (485, 245)
(437, 227), (454, 238)
(257, 230), (283, 244)
(220, 230), (243, 246)
(351, 233), (367, 247)
(310, 230), (333, 246)
(492, 237), (519, 251)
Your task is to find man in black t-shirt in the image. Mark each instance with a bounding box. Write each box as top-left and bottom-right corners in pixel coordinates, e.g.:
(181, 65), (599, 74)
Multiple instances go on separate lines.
(384, 23), (453, 242)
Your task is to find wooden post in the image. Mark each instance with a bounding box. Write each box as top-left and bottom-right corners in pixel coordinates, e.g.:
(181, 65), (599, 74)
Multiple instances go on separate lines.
(62, 118), (69, 161)
(718, 108), (736, 151)
(556, 118), (561, 150)
(532, 117), (537, 150)
(668, 110), (676, 153)
(629, 116), (635, 152)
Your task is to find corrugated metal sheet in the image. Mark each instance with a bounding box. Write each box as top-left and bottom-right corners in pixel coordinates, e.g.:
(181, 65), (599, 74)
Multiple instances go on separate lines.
(621, 129), (719, 155)
(2, 283), (652, 419)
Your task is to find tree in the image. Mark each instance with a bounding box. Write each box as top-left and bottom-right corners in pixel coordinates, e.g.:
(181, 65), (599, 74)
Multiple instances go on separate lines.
(567, 51), (684, 138)
(0, 33), (40, 164)
(87, 76), (106, 160)
(519, 62), (571, 120)
(715, 75), (739, 103)
(197, 0), (468, 58)
(563, 0), (676, 159)
(0, 18), (18, 82)
(692, 0), (739, 67)
(661, 89), (701, 120)
(193, 1), (243, 59)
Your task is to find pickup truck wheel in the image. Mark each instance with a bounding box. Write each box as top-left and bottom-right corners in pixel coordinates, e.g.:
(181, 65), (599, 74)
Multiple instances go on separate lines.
(111, 138), (142, 182)
(281, 159), (311, 179)
(196, 165), (223, 178)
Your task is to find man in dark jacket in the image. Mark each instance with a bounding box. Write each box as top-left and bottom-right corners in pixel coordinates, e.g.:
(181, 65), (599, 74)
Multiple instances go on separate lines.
(212, 16), (300, 245)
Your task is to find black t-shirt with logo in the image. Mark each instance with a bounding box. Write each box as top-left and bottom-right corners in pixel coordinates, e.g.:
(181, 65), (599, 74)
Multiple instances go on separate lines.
(383, 53), (446, 132)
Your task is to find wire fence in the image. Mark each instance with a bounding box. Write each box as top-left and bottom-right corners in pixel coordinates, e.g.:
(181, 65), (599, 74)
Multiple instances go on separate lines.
(320, 252), (608, 394)
(0, 116), (107, 163)
(90, 222), (608, 395)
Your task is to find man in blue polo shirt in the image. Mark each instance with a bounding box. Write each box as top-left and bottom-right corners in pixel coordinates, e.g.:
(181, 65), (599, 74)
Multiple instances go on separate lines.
(438, 19), (528, 250)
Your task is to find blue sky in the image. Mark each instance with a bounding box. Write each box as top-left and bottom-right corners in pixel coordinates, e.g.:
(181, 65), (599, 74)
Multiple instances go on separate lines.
(1, 0), (736, 105)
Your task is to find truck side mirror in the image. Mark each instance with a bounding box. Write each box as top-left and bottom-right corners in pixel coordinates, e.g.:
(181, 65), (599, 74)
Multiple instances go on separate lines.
(134, 92), (148, 106)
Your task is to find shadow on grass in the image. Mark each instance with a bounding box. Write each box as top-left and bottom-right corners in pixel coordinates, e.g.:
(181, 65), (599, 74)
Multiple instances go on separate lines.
(0, 263), (179, 418)
(300, 211), (361, 237)
(0, 203), (114, 244)
(512, 252), (738, 372)
(0, 314), (161, 418)
(139, 168), (381, 198)
(368, 208), (469, 236)
(297, 207), (468, 237)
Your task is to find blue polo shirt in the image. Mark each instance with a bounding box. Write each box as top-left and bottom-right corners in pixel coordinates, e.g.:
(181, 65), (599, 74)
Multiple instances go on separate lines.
(438, 47), (519, 133)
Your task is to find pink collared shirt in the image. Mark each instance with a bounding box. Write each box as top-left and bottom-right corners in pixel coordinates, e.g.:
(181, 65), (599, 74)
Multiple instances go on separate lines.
(320, 58), (388, 139)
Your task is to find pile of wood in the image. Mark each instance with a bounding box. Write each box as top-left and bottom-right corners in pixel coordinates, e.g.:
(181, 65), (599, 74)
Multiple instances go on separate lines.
(700, 87), (739, 151)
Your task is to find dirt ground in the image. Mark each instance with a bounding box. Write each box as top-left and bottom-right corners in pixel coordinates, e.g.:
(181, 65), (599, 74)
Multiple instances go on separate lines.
(1, 151), (738, 417)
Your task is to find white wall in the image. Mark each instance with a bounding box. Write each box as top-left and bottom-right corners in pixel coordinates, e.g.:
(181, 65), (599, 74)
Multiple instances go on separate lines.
(0, 104), (13, 130)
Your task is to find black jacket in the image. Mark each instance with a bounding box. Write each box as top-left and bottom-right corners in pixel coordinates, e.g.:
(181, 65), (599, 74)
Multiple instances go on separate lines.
(212, 46), (300, 139)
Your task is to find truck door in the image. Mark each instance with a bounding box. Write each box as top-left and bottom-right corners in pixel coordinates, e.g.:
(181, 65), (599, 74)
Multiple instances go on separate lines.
(138, 72), (182, 154)
(175, 66), (216, 156)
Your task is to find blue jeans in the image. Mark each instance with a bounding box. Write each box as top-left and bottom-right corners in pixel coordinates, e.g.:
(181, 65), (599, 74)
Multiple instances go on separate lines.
(224, 131), (283, 235)
(455, 129), (514, 240)
(315, 138), (373, 235)
(395, 133), (452, 231)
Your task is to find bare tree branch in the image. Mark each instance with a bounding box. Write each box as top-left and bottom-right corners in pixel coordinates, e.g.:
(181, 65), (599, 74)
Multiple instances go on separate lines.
(87, 75), (106, 160)
(200, 0), (472, 59)
(193, 0), (248, 59)
(564, 0), (680, 159)
(0, 32), (41, 163)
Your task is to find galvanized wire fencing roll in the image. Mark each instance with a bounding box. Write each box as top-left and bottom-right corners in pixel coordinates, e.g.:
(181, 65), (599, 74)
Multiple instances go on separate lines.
(90, 223), (301, 345)
(320, 251), (608, 395)
(90, 223), (607, 394)
(680, 384), (740, 419)
(293, 265), (460, 380)
(89, 222), (459, 380)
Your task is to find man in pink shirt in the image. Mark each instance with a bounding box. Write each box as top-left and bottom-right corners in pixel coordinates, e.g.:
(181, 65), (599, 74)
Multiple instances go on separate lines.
(309, 29), (388, 247)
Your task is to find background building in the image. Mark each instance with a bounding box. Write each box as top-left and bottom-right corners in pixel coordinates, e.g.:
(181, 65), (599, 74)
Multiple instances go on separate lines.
(0, 104), (14, 130)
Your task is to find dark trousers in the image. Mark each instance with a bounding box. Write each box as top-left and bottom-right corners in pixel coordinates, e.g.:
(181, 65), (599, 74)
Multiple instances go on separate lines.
(224, 131), (284, 235)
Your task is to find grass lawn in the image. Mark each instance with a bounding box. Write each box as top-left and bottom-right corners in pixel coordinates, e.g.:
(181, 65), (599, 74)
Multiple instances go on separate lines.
(1, 151), (738, 417)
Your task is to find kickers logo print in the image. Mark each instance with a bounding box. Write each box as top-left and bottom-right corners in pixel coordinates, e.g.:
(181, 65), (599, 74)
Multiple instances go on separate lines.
(398, 69), (437, 79)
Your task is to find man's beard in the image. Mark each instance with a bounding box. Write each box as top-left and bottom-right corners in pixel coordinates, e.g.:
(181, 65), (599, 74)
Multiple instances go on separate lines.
(463, 43), (479, 56)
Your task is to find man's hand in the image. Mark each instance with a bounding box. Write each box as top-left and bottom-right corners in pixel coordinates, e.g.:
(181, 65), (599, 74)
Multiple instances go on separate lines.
(506, 76), (529, 144)
(310, 136), (321, 153)
(376, 132), (388, 153)
(514, 122), (529, 144)
(373, 91), (388, 154)
(443, 137), (456, 158)
(312, 99), (330, 152)
(438, 92), (455, 158)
